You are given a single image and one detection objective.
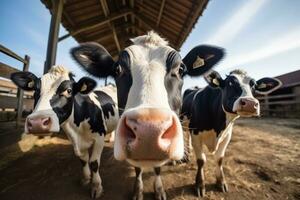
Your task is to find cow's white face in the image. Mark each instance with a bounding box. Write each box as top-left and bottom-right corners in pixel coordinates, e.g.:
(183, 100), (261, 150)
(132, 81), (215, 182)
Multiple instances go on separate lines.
(11, 66), (96, 135)
(230, 72), (260, 116)
(27, 68), (71, 133)
(71, 31), (225, 167)
(115, 42), (185, 167)
(205, 69), (282, 117)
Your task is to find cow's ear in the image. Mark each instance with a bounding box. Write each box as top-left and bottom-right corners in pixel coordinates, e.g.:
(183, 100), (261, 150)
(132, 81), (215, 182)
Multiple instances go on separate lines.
(71, 42), (116, 78)
(10, 72), (39, 91)
(255, 77), (282, 95)
(183, 45), (225, 76)
(74, 77), (97, 95)
(204, 70), (224, 88)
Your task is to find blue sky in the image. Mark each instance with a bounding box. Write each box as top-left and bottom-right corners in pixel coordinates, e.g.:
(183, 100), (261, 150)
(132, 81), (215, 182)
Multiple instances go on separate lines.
(1, 0), (300, 90)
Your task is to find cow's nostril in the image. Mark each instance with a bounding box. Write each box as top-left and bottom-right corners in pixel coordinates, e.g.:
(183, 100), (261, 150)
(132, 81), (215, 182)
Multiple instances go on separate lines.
(43, 117), (51, 126)
(124, 118), (137, 140)
(27, 120), (32, 128)
(161, 118), (176, 139)
(240, 100), (246, 106)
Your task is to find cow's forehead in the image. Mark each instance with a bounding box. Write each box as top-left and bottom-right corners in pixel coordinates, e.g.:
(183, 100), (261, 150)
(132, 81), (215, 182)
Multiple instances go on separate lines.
(126, 45), (174, 61)
(40, 71), (71, 94)
(230, 73), (253, 85)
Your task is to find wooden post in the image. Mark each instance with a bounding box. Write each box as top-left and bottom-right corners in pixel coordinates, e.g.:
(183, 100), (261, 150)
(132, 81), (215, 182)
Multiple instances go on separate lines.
(44, 0), (64, 74)
(264, 94), (270, 117)
(16, 55), (30, 127)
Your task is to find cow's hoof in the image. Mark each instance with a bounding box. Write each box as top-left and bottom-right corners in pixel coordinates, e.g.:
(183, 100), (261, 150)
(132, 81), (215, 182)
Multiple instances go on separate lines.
(132, 192), (143, 200)
(217, 182), (228, 193)
(195, 186), (205, 198)
(91, 184), (103, 199)
(81, 178), (90, 186)
(155, 190), (167, 200)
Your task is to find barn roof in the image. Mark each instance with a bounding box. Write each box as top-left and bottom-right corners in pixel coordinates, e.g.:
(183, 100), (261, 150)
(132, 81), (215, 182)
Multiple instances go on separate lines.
(275, 69), (300, 88)
(41, 0), (209, 58)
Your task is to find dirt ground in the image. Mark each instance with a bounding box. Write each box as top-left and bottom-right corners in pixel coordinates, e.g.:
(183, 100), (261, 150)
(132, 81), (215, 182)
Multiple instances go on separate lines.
(0, 118), (299, 200)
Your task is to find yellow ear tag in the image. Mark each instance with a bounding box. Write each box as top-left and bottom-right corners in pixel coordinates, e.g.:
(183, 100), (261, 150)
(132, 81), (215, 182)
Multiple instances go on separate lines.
(193, 56), (205, 69)
(257, 83), (267, 89)
(80, 83), (87, 92)
(28, 80), (34, 88)
(212, 78), (219, 86)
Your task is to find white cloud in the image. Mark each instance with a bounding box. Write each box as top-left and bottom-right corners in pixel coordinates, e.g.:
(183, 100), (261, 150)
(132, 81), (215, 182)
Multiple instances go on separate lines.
(24, 28), (47, 48)
(219, 28), (300, 71)
(206, 0), (270, 45)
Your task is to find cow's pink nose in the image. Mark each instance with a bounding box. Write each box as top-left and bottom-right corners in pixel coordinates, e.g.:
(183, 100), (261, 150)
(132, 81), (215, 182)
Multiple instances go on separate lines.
(120, 108), (178, 161)
(239, 98), (259, 113)
(27, 117), (51, 134)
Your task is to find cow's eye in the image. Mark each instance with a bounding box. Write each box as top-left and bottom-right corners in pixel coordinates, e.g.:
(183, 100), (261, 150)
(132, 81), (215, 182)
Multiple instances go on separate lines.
(115, 65), (123, 77)
(67, 88), (72, 94)
(249, 79), (256, 88)
(229, 81), (233, 86)
(179, 64), (185, 77)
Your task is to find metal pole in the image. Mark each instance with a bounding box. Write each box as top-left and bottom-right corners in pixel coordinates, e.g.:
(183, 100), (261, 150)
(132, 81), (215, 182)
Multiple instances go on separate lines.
(44, 0), (64, 74)
(16, 55), (30, 127)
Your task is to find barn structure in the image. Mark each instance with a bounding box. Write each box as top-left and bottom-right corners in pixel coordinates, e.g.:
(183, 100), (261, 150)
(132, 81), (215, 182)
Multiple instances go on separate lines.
(41, 0), (210, 72)
(257, 69), (300, 118)
(0, 0), (210, 125)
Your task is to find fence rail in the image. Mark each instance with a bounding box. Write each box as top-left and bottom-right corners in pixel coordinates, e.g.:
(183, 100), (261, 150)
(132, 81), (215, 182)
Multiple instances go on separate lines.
(0, 44), (30, 125)
(258, 93), (300, 118)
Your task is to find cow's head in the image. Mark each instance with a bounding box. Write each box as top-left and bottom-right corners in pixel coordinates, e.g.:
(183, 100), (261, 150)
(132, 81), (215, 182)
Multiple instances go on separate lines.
(11, 66), (96, 135)
(71, 31), (224, 167)
(205, 69), (282, 117)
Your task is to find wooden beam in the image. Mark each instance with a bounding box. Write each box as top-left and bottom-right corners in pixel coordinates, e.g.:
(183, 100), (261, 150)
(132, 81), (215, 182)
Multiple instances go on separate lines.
(0, 45), (27, 64)
(177, 0), (209, 48)
(156, 0), (166, 27)
(44, 0), (64, 73)
(134, 13), (157, 32)
(130, 0), (135, 34)
(59, 8), (133, 41)
(0, 62), (19, 79)
(100, 0), (121, 52)
(91, 23), (133, 42)
(112, 25), (121, 52)
(134, 12), (176, 42)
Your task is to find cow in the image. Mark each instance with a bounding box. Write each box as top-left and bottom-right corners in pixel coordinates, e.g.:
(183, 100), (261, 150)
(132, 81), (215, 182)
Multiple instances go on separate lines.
(10, 66), (119, 198)
(181, 69), (282, 198)
(70, 31), (225, 200)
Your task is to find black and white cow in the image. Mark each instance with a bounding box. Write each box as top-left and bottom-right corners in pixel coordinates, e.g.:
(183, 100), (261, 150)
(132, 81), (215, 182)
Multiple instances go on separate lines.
(181, 69), (282, 197)
(71, 31), (225, 200)
(10, 66), (119, 198)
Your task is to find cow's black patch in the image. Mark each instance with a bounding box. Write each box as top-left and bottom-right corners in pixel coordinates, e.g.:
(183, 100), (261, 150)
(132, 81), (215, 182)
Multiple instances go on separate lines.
(115, 50), (132, 115)
(80, 159), (87, 166)
(33, 78), (41, 108)
(94, 91), (115, 119)
(164, 51), (184, 114)
(221, 76), (243, 113)
(181, 87), (226, 136)
(50, 80), (74, 124)
(73, 90), (115, 135)
(90, 160), (98, 172)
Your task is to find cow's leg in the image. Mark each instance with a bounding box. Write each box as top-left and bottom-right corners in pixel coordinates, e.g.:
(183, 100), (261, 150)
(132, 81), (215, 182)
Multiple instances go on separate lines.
(79, 150), (91, 186)
(89, 136), (104, 199)
(192, 134), (206, 197)
(214, 130), (232, 193)
(133, 167), (143, 200)
(153, 167), (166, 200)
(109, 131), (115, 142)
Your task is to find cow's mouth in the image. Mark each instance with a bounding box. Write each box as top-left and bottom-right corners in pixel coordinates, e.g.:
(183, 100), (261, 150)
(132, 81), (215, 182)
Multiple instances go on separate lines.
(127, 158), (169, 167)
(237, 111), (259, 117)
(26, 131), (54, 137)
